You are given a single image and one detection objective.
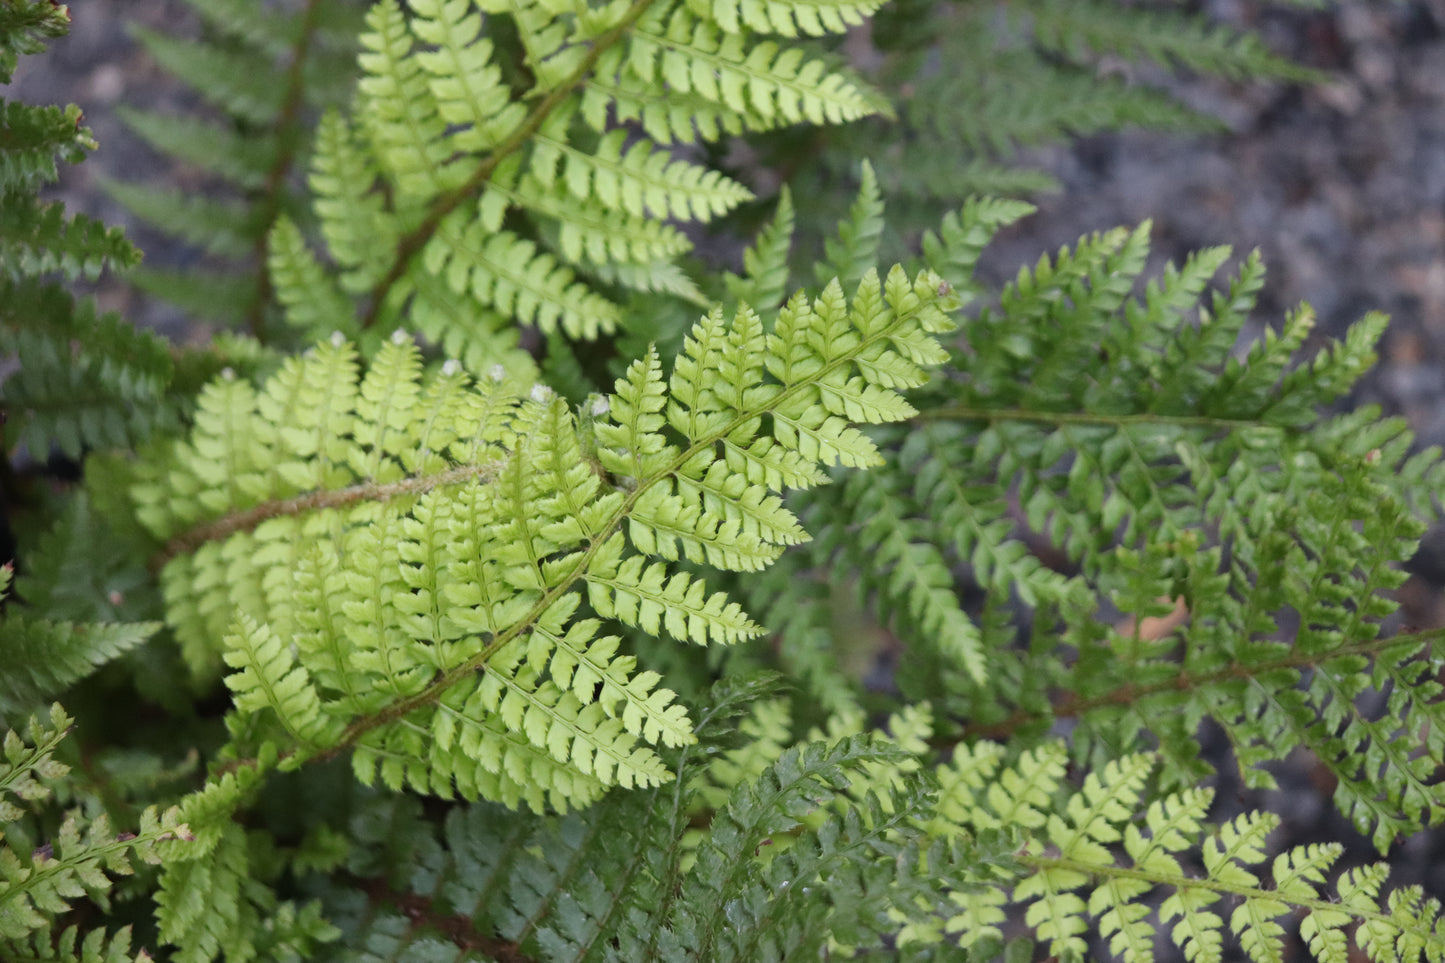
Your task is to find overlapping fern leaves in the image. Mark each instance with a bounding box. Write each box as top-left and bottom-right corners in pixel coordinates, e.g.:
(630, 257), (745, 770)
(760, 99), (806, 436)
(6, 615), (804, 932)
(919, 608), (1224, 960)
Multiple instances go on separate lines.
(294, 686), (1445, 963)
(304, 675), (1004, 963)
(748, 197), (1445, 852)
(12, 1), (1445, 961)
(121, 0), (889, 369)
(133, 162), (1445, 960)
(911, 224), (1445, 851)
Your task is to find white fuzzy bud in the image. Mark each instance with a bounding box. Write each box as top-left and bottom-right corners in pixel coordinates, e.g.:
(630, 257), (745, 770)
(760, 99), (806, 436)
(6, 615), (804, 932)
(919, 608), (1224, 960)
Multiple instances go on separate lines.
(530, 384), (553, 403)
(441, 359), (461, 377)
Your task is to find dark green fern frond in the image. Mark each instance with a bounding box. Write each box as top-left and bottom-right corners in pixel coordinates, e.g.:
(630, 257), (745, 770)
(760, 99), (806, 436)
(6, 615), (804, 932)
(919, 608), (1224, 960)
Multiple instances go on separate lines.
(734, 555), (861, 715)
(0, 278), (175, 459)
(935, 747), (1445, 963)
(1019, 0), (1317, 82)
(0, 704), (192, 957)
(0, 196), (137, 283)
(783, 0), (1317, 242)
(0, 0), (69, 83)
(0, 99), (94, 193)
(887, 221), (1445, 847)
(110, 0), (364, 334)
(0, 566), (161, 726)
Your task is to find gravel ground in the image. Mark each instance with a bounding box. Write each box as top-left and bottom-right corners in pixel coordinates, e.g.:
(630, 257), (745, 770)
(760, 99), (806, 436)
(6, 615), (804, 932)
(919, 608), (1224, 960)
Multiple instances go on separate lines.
(9, 0), (1445, 925)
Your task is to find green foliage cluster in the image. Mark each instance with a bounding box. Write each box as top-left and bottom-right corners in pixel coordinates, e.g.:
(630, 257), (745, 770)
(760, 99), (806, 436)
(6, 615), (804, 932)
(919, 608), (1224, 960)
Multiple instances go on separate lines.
(3, 0), (1445, 961)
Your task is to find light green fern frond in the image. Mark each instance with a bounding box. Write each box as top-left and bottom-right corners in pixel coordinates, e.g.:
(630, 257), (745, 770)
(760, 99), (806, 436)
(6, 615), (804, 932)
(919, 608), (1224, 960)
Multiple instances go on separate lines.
(131, 266), (958, 815)
(723, 185), (796, 311)
(275, 0), (887, 361)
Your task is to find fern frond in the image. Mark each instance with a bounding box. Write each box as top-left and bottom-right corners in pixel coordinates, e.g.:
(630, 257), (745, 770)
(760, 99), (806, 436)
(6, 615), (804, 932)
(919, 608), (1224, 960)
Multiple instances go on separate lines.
(12, 925), (150, 963)
(268, 216), (360, 341)
(673, 735), (907, 958)
(0, 609), (160, 727)
(1020, 0), (1319, 82)
(0, 706), (191, 950)
(0, 100), (94, 192)
(412, 0), (528, 155)
(262, 0), (890, 351)
(154, 824), (250, 963)
(530, 124), (753, 222)
(308, 110), (397, 297)
(700, 0), (885, 36)
(356, 0), (462, 198)
(631, 5), (881, 127)
(424, 222), (624, 339)
(830, 467), (988, 683)
(0, 703), (71, 824)
(784, 0), (1311, 239)
(222, 614), (341, 748)
(131, 25), (286, 125)
(815, 159), (885, 291)
(0, 279), (175, 458)
(102, 180), (257, 261)
(927, 747), (1445, 963)
(0, 1), (69, 83)
(920, 195), (1038, 295)
(109, 0), (360, 330)
(315, 687), (994, 963)
(120, 108), (276, 191)
(736, 557), (862, 714)
(723, 186), (795, 311)
(0, 198), (138, 282)
(133, 265), (958, 813)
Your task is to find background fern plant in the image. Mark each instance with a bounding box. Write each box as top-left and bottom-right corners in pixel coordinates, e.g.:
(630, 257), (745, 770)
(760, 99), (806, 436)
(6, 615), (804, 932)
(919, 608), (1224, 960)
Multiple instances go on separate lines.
(4, 0), (1445, 961)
